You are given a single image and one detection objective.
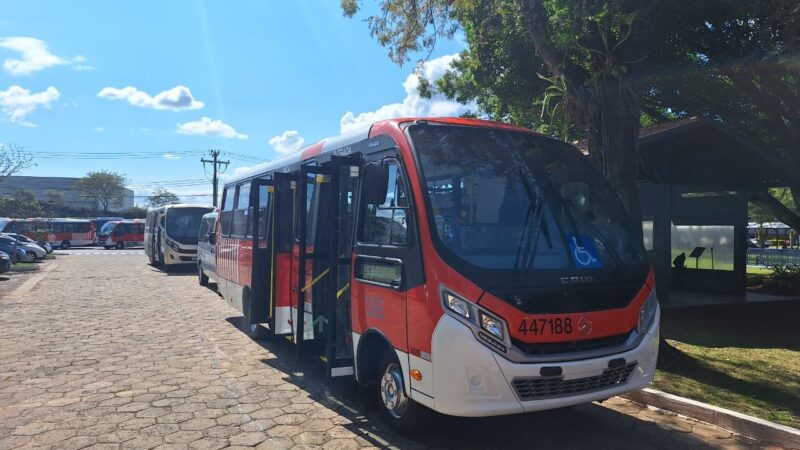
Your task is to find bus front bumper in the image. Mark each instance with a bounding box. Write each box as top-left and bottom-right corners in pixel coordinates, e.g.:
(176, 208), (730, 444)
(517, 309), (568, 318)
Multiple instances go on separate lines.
(424, 309), (660, 417)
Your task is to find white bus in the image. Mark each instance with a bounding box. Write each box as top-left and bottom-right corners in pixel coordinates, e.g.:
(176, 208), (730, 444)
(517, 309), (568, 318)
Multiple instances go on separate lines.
(145, 204), (213, 270)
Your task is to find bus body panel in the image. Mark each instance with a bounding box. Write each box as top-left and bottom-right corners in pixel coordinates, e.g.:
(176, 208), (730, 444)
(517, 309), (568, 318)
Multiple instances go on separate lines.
(426, 309), (659, 417)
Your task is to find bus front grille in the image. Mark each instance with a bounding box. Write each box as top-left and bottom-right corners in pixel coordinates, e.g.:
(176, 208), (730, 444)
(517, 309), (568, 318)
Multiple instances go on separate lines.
(493, 285), (639, 314)
(512, 362), (636, 400)
(512, 330), (633, 356)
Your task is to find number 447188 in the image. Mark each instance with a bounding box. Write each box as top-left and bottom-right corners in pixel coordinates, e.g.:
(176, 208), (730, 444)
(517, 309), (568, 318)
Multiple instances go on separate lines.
(518, 317), (573, 336)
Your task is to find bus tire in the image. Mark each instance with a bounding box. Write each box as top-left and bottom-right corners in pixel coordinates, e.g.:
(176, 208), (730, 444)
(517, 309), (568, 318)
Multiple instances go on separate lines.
(61, 241), (70, 250)
(198, 265), (209, 286)
(115, 242), (124, 250)
(377, 351), (429, 434)
(241, 288), (268, 340)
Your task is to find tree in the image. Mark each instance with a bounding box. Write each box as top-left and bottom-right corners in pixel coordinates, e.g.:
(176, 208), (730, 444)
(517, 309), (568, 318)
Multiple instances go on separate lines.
(148, 188), (179, 207)
(343, 0), (800, 222)
(76, 171), (128, 213)
(0, 143), (35, 181)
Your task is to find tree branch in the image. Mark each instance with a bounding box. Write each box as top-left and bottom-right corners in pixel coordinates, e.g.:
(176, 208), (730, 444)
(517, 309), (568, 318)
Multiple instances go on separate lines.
(516, 0), (569, 82)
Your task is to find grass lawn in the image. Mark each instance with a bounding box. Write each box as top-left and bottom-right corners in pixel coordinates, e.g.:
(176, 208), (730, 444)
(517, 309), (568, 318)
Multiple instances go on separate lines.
(655, 301), (800, 428)
(746, 266), (774, 276)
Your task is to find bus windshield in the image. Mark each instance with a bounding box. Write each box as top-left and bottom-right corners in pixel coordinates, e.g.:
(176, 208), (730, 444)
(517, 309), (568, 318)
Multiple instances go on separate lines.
(409, 124), (647, 285)
(99, 222), (117, 236)
(165, 208), (210, 245)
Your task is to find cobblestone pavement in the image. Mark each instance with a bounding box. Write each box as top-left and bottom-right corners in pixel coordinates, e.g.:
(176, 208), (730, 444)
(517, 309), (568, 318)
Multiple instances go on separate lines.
(0, 254), (775, 449)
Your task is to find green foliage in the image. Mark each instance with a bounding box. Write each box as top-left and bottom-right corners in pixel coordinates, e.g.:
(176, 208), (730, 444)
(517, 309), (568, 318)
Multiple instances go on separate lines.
(148, 188), (180, 207)
(75, 170), (128, 213)
(768, 264), (800, 293)
(344, 0), (800, 216)
(0, 197), (146, 219)
(749, 187), (797, 224)
(0, 197), (44, 218)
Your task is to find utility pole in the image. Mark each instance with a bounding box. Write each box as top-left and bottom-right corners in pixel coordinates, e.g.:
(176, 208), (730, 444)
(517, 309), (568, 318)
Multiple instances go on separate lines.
(201, 150), (229, 207)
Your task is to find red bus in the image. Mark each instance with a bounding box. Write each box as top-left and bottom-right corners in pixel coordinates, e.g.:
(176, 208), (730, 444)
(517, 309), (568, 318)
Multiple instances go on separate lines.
(97, 219), (145, 249)
(214, 117), (659, 431)
(0, 218), (94, 248)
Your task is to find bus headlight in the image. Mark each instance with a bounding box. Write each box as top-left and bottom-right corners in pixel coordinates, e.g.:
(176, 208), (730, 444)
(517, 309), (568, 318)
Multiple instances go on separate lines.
(480, 312), (505, 341)
(444, 292), (473, 320)
(442, 290), (509, 350)
(638, 288), (659, 335)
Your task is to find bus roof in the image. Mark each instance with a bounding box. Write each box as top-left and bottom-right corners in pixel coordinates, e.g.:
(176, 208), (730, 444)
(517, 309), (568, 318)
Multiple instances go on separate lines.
(225, 117), (537, 186)
(148, 203), (213, 212)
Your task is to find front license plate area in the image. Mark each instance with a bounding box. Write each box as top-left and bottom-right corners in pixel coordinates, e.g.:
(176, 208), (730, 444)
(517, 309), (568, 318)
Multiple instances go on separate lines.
(518, 317), (574, 337)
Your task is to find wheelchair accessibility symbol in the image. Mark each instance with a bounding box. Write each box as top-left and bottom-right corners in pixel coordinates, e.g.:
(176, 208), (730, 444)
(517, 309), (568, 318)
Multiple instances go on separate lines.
(567, 235), (603, 268)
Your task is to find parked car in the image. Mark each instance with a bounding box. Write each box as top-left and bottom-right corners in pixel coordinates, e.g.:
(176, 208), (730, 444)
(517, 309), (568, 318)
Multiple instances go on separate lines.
(42, 242), (53, 254)
(1, 234), (46, 261)
(197, 211), (217, 287)
(0, 251), (11, 274)
(0, 236), (18, 263)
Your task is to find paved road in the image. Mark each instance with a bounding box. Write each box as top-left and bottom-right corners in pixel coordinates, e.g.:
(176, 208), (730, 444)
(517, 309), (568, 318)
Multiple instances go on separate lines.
(0, 253), (770, 449)
(56, 248), (144, 256)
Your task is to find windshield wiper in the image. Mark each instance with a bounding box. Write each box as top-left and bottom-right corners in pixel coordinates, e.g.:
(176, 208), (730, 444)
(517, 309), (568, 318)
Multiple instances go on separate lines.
(513, 168), (553, 280)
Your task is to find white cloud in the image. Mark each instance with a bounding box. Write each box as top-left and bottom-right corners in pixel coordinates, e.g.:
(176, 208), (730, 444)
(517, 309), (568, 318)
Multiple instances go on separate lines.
(0, 36), (86, 75)
(0, 85), (60, 126)
(269, 130), (305, 155)
(94, 126), (104, 132)
(97, 85), (204, 111)
(340, 54), (474, 133)
(162, 153), (180, 160)
(232, 164), (260, 176)
(176, 116), (247, 140)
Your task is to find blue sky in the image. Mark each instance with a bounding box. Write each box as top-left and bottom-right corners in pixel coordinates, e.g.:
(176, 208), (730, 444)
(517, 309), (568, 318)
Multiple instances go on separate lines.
(0, 1), (467, 205)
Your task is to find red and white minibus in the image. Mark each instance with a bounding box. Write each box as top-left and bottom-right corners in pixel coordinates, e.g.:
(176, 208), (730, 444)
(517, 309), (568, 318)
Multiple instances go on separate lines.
(215, 117), (659, 431)
(97, 219), (145, 249)
(0, 218), (93, 248)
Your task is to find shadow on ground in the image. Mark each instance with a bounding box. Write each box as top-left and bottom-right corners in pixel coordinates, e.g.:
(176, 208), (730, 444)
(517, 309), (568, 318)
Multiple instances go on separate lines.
(661, 300), (800, 351)
(222, 317), (715, 449)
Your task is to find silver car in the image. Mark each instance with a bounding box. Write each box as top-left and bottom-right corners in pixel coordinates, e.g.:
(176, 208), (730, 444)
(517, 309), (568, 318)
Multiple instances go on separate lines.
(1, 233), (46, 261)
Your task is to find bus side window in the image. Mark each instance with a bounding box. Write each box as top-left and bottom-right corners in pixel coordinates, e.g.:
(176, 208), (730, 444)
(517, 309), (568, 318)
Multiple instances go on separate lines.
(360, 161), (409, 246)
(220, 186), (235, 236)
(232, 183), (250, 238)
(258, 184), (271, 242)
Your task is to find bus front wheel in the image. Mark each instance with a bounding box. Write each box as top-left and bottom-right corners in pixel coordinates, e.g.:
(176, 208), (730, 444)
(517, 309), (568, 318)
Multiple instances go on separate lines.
(115, 242), (124, 250)
(61, 241), (70, 250)
(198, 264), (209, 286)
(377, 352), (429, 434)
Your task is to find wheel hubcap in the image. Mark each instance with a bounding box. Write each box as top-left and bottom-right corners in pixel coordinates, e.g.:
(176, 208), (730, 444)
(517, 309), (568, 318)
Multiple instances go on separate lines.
(380, 362), (408, 418)
(250, 323), (258, 333)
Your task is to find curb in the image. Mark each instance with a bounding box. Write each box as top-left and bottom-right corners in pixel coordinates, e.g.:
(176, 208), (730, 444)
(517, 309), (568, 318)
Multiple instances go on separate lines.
(623, 388), (800, 449)
(9, 264), (40, 272)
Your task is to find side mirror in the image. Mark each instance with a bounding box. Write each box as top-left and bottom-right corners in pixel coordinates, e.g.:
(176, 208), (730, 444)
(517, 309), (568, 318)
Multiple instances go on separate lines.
(208, 233), (216, 245)
(364, 161), (389, 205)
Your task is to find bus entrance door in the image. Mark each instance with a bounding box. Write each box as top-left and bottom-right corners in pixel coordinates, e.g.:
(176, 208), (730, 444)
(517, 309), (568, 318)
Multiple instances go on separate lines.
(295, 157), (360, 378)
(270, 173), (297, 337)
(248, 178), (273, 327)
(323, 156), (360, 377)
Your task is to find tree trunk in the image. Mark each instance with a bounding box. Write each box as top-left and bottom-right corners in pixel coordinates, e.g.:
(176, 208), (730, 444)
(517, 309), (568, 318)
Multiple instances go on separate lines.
(583, 75), (643, 233)
(751, 191), (800, 233)
(790, 182), (800, 216)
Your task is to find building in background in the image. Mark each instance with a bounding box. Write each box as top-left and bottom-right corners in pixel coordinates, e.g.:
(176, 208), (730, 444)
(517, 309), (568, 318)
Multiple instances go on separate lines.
(0, 176), (134, 211)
